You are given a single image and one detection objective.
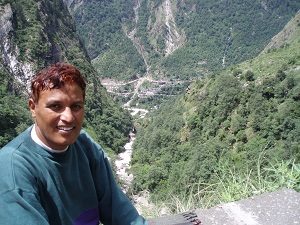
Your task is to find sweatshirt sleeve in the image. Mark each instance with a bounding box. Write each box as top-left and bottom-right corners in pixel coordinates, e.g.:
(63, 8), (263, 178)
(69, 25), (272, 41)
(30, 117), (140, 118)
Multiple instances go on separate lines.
(100, 157), (148, 225)
(0, 149), (50, 225)
(84, 135), (147, 225)
(0, 188), (49, 224)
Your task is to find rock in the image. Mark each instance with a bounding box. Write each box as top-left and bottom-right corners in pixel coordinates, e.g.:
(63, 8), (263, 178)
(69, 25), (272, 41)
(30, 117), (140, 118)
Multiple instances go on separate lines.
(0, 4), (13, 40)
(148, 188), (300, 225)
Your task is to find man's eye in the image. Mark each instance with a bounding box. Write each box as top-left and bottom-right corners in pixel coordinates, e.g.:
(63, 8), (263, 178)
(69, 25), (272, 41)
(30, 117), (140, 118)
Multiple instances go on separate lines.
(49, 104), (62, 111)
(71, 104), (83, 112)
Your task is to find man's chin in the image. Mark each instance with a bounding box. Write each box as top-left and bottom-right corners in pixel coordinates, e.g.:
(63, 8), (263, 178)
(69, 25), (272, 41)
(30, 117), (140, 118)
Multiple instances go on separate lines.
(50, 137), (76, 150)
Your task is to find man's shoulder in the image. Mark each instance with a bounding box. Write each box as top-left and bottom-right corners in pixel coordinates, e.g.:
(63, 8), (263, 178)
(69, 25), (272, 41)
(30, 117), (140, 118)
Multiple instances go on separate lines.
(75, 129), (107, 157)
(0, 127), (34, 193)
(77, 129), (96, 146)
(0, 126), (32, 155)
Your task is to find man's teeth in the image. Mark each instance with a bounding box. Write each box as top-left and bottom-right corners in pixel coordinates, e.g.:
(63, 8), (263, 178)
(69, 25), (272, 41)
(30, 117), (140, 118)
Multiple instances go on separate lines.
(57, 127), (74, 131)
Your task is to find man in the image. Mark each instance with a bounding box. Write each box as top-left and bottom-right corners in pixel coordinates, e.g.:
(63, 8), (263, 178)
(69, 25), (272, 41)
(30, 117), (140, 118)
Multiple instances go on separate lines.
(0, 63), (147, 225)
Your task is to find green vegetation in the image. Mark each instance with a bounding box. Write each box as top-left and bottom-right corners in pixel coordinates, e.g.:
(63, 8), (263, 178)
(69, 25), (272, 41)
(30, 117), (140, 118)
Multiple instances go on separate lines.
(4, 0), (47, 64)
(71, 0), (146, 80)
(84, 87), (133, 154)
(71, 0), (300, 85)
(0, 68), (32, 147)
(159, 0), (300, 78)
(131, 20), (300, 208)
(92, 34), (146, 80)
(141, 159), (299, 218)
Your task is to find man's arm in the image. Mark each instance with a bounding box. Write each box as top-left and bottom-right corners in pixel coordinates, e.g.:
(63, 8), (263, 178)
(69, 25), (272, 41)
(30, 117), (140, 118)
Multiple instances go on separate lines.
(0, 189), (49, 225)
(98, 155), (147, 225)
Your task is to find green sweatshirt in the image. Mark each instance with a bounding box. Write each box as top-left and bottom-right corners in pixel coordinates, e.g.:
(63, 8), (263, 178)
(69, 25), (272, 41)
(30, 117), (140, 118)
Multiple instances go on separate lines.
(0, 126), (147, 225)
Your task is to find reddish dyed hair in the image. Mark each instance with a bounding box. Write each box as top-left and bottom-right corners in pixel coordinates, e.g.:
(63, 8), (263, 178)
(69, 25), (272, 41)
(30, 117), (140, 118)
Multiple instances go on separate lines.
(30, 63), (86, 102)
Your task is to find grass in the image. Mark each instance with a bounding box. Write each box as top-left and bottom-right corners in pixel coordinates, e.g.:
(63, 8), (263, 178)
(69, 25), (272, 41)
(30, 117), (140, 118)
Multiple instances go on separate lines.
(141, 158), (300, 218)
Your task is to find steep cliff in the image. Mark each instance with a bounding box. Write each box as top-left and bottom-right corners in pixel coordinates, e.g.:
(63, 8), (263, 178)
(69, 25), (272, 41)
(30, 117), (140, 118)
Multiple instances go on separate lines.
(0, 0), (92, 90)
(0, 3), (34, 91)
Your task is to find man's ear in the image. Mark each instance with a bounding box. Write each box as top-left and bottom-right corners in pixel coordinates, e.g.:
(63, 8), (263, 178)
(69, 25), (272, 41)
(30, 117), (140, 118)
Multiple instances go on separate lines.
(28, 98), (36, 118)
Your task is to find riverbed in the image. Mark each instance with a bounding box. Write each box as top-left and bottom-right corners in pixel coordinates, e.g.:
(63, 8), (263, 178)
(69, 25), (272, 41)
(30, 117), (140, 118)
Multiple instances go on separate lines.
(115, 132), (135, 193)
(114, 124), (170, 217)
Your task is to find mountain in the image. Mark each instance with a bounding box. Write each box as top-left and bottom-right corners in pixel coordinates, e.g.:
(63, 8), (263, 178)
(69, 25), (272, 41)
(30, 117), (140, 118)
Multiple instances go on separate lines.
(131, 11), (300, 203)
(68, 0), (300, 107)
(0, 0), (132, 153)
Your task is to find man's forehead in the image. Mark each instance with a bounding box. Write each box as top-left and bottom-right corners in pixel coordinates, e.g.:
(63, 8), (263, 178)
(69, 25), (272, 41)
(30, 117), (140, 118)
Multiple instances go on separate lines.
(38, 85), (84, 100)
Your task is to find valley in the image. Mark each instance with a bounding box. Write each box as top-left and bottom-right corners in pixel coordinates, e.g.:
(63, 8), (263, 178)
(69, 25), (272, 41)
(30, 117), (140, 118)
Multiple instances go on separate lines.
(99, 0), (190, 109)
(100, 76), (191, 109)
(1, 0), (299, 220)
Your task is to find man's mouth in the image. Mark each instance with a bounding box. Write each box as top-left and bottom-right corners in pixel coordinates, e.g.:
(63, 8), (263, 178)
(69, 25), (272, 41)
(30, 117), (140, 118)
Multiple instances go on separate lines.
(57, 126), (75, 132)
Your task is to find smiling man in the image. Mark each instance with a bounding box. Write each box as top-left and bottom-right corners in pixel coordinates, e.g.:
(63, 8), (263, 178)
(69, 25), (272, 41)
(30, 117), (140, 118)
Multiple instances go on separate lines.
(0, 63), (147, 225)
(29, 66), (85, 151)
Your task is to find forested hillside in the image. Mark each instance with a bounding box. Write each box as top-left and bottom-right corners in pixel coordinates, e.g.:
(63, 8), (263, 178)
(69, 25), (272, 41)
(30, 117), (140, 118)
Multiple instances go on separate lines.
(0, 68), (31, 146)
(0, 0), (132, 153)
(131, 11), (300, 207)
(70, 0), (146, 81)
(71, 0), (300, 80)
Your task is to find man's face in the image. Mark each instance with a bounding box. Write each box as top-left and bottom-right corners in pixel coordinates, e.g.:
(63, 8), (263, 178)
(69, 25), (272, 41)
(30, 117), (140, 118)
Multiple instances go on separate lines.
(29, 83), (85, 150)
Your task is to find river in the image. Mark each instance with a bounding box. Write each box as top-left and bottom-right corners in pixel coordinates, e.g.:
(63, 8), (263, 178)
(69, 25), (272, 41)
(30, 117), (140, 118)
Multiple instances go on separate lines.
(115, 131), (135, 193)
(115, 131), (160, 216)
(114, 108), (171, 217)
(114, 107), (159, 215)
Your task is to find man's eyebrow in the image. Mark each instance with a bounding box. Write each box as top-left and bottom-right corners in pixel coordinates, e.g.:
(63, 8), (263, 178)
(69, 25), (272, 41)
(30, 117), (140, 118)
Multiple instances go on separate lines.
(72, 100), (84, 105)
(45, 100), (61, 105)
(45, 100), (84, 105)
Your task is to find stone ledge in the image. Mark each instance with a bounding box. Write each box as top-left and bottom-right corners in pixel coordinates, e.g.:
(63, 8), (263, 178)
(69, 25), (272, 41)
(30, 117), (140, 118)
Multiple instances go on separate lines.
(148, 188), (300, 225)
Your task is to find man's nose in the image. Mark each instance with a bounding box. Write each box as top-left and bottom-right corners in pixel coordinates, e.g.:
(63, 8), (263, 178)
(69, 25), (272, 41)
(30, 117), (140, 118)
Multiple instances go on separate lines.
(60, 107), (75, 122)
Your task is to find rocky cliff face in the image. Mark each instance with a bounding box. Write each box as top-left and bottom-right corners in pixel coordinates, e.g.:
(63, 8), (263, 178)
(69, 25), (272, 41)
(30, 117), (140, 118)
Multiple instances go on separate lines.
(147, 0), (185, 56)
(0, 4), (34, 90)
(0, 0), (91, 91)
(63, 0), (84, 11)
